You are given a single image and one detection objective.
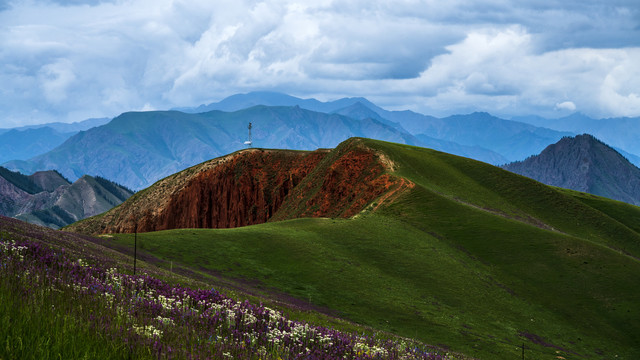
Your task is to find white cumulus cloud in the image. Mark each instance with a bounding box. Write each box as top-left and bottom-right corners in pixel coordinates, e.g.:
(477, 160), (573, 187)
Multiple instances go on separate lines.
(407, 26), (640, 118)
(1, 0), (640, 126)
(555, 101), (577, 112)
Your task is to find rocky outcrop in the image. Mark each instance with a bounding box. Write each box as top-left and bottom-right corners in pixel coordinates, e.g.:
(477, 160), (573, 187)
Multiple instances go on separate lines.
(81, 149), (328, 234)
(158, 150), (326, 230)
(0, 169), (63, 217)
(69, 138), (415, 234)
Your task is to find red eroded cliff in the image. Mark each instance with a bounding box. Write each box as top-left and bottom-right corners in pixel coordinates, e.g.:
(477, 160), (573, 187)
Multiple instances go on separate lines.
(156, 150), (326, 230)
(69, 139), (414, 234)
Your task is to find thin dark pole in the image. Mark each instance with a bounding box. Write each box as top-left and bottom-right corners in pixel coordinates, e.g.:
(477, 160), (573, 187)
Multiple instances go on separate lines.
(133, 222), (138, 275)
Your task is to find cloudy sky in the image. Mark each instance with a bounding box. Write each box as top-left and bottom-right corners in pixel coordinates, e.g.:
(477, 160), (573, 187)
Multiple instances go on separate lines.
(1, 0), (639, 127)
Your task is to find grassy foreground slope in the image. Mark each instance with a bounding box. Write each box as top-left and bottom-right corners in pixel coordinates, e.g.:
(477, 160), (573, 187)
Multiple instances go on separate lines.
(105, 139), (640, 359)
(2, 215), (454, 360)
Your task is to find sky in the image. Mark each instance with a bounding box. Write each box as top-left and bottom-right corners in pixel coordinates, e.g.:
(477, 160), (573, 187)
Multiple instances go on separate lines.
(1, 0), (639, 127)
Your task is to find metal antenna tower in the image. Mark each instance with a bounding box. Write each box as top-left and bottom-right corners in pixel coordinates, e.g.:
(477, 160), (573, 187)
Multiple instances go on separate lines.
(244, 122), (253, 148)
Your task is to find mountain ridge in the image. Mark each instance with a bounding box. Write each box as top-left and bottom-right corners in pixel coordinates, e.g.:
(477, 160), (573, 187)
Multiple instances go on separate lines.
(175, 91), (380, 115)
(0, 118), (112, 164)
(502, 134), (640, 206)
(0, 127), (76, 164)
(0, 117), (110, 134)
(4, 106), (423, 190)
(0, 93), (605, 192)
(513, 112), (640, 164)
(177, 91), (576, 162)
(0, 166), (133, 228)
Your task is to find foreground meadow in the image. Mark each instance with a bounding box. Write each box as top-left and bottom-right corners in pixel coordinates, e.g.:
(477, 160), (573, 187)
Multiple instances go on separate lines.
(0, 216), (455, 359)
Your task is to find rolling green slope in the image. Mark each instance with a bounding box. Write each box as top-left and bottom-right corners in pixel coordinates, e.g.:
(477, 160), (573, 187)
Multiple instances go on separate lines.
(97, 139), (639, 359)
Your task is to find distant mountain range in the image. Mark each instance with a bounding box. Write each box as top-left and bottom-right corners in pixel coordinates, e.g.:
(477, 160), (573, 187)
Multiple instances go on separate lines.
(4, 92), (640, 192)
(190, 92), (640, 167)
(503, 134), (640, 206)
(174, 91), (381, 114)
(0, 166), (132, 229)
(0, 127), (75, 164)
(3, 106), (424, 190)
(513, 113), (640, 166)
(179, 92), (574, 162)
(0, 117), (110, 134)
(0, 117), (110, 163)
(3, 93), (578, 190)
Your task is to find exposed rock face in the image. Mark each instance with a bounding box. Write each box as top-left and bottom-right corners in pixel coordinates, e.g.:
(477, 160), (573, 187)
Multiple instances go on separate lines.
(159, 150), (326, 230)
(502, 134), (640, 205)
(0, 169), (64, 217)
(89, 149), (327, 234)
(69, 138), (414, 234)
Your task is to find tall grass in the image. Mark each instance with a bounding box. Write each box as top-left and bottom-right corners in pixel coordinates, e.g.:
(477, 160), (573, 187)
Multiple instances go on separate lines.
(0, 234), (455, 359)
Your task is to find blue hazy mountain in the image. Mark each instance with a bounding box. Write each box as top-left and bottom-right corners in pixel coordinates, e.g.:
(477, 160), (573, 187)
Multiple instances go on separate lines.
(332, 102), (509, 164)
(414, 134), (509, 165)
(175, 91), (381, 114)
(0, 117), (110, 135)
(503, 134), (640, 206)
(4, 106), (423, 190)
(4, 93), (619, 191)
(180, 91), (438, 135)
(416, 112), (574, 162)
(513, 113), (640, 166)
(0, 127), (76, 164)
(182, 92), (574, 162)
(613, 148), (640, 168)
(0, 117), (111, 163)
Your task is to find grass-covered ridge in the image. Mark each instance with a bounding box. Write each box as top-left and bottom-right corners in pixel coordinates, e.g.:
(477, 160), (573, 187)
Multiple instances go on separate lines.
(99, 138), (640, 359)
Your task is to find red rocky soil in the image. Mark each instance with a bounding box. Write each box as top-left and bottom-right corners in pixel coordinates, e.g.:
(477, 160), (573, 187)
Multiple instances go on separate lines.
(71, 140), (413, 234)
(158, 150), (325, 229)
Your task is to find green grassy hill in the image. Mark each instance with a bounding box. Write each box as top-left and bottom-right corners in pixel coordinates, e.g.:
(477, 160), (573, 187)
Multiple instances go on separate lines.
(90, 138), (640, 359)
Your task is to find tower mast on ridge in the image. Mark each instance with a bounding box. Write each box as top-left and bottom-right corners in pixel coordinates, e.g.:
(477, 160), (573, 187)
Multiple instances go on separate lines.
(244, 122), (252, 148)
